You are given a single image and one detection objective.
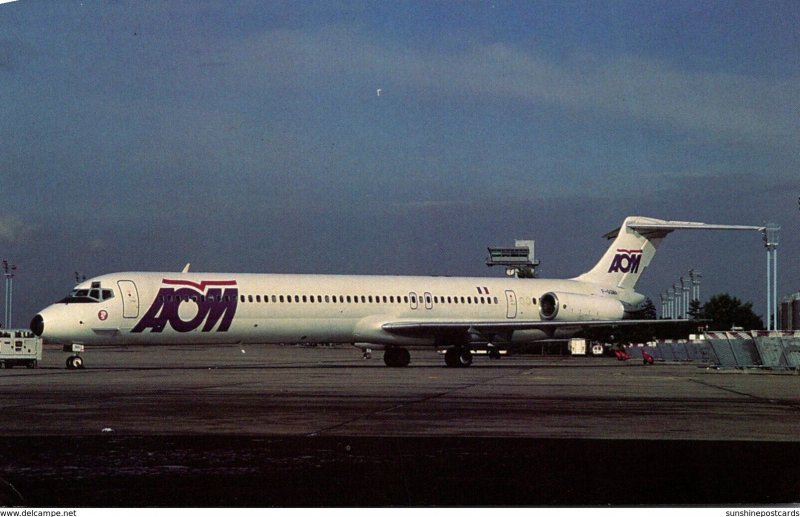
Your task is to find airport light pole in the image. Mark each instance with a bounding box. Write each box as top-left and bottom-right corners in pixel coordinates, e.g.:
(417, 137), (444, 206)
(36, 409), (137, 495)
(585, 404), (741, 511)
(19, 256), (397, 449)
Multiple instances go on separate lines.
(673, 283), (683, 320)
(689, 269), (701, 304)
(2, 260), (17, 329)
(667, 287), (675, 319)
(763, 224), (779, 331)
(680, 277), (690, 319)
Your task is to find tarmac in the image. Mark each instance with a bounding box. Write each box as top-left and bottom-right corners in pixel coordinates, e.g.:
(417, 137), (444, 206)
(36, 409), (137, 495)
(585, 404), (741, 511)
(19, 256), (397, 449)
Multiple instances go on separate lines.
(0, 344), (799, 506)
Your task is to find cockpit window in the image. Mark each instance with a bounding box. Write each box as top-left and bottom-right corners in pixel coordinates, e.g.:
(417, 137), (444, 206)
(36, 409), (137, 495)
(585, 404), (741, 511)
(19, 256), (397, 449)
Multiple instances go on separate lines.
(58, 286), (115, 304)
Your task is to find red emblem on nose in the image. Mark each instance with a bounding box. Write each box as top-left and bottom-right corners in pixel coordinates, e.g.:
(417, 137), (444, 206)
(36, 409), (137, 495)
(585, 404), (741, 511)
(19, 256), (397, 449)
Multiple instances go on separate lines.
(98, 310), (108, 321)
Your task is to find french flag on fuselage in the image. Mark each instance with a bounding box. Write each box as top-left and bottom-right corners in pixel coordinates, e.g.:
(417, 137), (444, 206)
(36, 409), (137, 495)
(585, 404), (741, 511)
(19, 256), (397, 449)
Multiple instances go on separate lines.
(476, 286), (490, 295)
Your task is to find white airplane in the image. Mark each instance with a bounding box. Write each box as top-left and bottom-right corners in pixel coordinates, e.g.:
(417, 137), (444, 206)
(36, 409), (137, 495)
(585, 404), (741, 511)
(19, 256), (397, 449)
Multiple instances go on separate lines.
(30, 216), (762, 369)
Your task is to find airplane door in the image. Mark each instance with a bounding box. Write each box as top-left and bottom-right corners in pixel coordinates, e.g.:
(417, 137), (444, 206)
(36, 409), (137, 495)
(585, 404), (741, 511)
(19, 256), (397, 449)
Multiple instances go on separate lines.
(409, 292), (418, 310)
(423, 292), (433, 310)
(117, 280), (140, 318)
(505, 290), (517, 319)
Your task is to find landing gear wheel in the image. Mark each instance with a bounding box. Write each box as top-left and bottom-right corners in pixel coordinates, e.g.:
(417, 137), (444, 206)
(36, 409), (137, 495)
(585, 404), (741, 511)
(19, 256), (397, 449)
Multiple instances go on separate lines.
(66, 355), (84, 369)
(488, 349), (501, 360)
(444, 347), (473, 368)
(383, 347), (410, 367)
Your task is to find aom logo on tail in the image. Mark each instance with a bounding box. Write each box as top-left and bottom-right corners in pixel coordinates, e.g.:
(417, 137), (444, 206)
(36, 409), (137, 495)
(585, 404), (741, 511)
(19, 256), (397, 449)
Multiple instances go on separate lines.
(132, 279), (238, 333)
(608, 249), (643, 274)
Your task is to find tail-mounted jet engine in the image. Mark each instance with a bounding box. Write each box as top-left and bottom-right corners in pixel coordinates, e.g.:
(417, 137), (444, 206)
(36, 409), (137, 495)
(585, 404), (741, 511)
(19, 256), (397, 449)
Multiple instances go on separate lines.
(539, 292), (625, 321)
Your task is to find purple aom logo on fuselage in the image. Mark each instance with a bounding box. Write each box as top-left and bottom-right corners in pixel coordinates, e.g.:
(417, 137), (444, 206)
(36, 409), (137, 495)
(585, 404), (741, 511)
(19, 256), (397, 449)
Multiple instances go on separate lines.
(608, 249), (643, 274)
(132, 279), (238, 333)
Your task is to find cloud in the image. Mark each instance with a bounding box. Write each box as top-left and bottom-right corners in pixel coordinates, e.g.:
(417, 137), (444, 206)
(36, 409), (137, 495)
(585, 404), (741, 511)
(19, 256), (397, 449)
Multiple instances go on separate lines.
(0, 215), (26, 242)
(230, 27), (799, 149)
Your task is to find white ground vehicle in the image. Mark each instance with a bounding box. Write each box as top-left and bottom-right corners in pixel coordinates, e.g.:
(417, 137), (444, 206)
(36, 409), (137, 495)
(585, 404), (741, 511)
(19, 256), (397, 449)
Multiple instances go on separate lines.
(0, 329), (42, 369)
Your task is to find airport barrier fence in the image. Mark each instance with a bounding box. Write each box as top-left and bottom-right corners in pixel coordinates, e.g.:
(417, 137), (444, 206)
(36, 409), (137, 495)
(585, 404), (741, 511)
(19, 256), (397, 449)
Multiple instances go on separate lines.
(623, 331), (800, 369)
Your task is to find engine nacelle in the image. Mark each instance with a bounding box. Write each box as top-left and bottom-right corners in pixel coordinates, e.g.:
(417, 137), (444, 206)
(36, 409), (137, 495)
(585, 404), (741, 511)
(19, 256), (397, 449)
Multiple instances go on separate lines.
(539, 292), (625, 321)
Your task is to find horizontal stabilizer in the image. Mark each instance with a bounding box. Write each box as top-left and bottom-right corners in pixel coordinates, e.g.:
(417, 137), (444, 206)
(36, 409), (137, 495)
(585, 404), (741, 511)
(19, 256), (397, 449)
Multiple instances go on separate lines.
(604, 221), (764, 240)
(580, 217), (764, 290)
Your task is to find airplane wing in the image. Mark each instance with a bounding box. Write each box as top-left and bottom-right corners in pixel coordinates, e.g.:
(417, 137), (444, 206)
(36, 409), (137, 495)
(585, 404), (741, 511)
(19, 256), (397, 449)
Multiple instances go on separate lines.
(382, 318), (693, 338)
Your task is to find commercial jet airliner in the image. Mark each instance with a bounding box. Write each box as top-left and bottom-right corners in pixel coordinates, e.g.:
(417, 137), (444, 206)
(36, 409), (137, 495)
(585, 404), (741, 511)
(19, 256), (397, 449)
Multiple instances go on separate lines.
(30, 216), (762, 369)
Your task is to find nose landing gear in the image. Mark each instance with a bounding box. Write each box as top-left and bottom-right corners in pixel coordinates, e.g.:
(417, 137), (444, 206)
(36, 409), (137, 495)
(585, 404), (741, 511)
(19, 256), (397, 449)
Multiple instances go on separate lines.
(66, 355), (84, 369)
(64, 344), (85, 369)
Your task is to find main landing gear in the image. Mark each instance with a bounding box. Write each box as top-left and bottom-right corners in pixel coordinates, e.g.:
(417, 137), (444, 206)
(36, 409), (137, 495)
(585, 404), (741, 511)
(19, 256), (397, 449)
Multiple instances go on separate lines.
(383, 347), (411, 367)
(444, 346), (473, 368)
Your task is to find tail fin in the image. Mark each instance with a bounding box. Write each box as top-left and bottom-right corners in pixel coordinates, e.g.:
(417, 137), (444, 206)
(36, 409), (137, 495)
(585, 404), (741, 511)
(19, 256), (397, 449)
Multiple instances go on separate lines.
(574, 216), (764, 290)
(574, 216), (672, 290)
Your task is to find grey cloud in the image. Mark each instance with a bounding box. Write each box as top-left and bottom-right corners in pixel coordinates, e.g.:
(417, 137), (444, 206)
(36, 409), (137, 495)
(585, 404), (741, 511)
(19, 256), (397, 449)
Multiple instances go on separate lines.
(228, 28), (799, 149)
(0, 215), (28, 242)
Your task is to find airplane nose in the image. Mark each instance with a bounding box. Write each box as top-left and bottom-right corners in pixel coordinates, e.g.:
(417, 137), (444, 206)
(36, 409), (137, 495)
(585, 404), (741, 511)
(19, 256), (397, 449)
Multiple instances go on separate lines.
(30, 314), (44, 337)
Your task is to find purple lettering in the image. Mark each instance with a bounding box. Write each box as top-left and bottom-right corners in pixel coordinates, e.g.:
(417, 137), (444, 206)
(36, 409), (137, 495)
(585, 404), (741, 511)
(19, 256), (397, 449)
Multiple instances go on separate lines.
(132, 284), (238, 333)
(608, 252), (642, 274)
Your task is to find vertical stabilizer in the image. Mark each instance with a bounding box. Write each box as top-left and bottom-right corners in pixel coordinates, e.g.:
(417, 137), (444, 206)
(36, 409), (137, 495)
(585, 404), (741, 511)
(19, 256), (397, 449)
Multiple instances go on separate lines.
(574, 216), (669, 290)
(574, 216), (764, 290)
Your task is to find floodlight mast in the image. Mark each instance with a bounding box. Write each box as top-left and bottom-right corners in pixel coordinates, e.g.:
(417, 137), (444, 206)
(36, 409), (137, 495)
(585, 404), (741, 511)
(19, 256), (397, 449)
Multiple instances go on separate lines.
(763, 223), (780, 330)
(689, 269), (701, 304)
(666, 287), (675, 319)
(2, 260), (17, 329)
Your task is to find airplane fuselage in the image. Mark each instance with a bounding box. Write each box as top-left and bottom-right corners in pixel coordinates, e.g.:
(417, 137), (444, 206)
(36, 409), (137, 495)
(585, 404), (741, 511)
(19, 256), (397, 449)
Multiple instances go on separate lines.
(35, 216), (744, 368)
(33, 271), (645, 348)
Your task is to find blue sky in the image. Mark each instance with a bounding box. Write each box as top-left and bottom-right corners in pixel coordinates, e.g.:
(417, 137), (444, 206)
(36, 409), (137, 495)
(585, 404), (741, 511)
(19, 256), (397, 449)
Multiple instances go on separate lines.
(1, 0), (798, 326)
